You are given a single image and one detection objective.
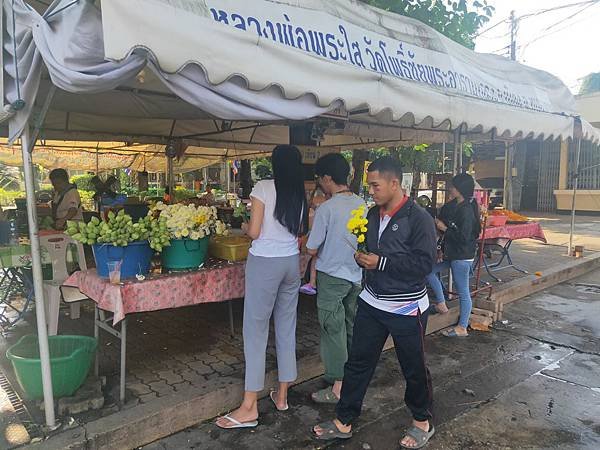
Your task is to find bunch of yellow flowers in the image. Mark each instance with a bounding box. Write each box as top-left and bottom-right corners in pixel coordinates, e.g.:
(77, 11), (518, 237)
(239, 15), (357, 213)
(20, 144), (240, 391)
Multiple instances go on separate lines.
(347, 205), (368, 251)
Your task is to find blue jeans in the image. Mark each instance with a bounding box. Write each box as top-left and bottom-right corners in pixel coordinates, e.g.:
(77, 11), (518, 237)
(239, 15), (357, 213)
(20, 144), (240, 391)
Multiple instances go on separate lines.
(426, 259), (473, 329)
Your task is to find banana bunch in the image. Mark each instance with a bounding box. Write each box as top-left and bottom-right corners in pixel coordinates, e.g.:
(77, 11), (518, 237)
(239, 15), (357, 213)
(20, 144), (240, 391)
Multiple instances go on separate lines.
(138, 214), (171, 253)
(65, 209), (171, 252)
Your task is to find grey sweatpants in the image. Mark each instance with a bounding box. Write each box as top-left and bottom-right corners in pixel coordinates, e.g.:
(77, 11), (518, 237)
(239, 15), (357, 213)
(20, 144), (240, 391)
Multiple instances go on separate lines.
(243, 253), (301, 392)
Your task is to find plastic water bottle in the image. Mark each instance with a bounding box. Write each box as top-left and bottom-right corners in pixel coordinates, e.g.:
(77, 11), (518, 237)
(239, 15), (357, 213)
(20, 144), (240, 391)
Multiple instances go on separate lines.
(8, 220), (18, 246)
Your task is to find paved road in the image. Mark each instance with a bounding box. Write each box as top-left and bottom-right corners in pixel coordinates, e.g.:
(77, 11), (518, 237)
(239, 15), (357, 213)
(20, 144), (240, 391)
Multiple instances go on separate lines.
(524, 212), (600, 252)
(145, 270), (600, 450)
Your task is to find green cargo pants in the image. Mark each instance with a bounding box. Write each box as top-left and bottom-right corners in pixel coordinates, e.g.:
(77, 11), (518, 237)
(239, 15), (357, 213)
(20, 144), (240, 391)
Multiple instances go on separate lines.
(316, 271), (361, 383)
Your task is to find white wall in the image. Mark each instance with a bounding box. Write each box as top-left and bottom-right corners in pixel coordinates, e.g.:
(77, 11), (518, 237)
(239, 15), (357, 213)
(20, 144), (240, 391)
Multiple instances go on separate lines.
(576, 92), (600, 127)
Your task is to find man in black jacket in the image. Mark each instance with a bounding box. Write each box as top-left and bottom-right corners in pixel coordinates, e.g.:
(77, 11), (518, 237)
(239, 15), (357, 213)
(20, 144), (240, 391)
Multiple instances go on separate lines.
(313, 157), (437, 449)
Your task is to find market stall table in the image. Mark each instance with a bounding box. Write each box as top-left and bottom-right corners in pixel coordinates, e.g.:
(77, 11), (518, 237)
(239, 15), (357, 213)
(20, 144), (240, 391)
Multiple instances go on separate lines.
(0, 244), (34, 329)
(64, 255), (311, 402)
(478, 222), (547, 282)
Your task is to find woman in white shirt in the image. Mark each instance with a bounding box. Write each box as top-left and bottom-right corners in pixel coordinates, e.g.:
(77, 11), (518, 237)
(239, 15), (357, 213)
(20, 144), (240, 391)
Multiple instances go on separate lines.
(216, 145), (308, 429)
(50, 168), (84, 230)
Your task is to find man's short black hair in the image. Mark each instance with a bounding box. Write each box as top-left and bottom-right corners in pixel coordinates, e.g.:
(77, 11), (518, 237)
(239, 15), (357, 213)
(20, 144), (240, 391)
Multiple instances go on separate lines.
(315, 153), (351, 185)
(49, 168), (69, 182)
(367, 156), (403, 180)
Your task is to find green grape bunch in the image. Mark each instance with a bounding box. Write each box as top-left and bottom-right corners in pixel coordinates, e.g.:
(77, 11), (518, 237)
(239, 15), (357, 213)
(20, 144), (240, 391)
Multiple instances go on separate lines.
(65, 209), (171, 252)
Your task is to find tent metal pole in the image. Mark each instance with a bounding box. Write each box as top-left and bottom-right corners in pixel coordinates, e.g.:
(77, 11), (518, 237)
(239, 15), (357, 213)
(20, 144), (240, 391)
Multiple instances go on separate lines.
(95, 143), (100, 174)
(21, 128), (56, 428)
(20, 85), (57, 428)
(441, 142), (446, 174)
(509, 143), (515, 210)
(226, 161), (231, 193)
(167, 156), (174, 198)
(452, 130), (459, 175)
(568, 138), (581, 256)
(503, 142), (510, 209)
(457, 132), (463, 173)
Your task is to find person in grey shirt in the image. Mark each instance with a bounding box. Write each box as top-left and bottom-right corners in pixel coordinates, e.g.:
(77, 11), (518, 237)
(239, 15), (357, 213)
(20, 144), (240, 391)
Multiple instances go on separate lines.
(306, 153), (366, 404)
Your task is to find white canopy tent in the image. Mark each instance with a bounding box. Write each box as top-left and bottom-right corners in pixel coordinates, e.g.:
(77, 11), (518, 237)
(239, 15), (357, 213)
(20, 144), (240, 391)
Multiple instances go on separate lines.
(0, 139), (272, 172)
(1, 0), (595, 428)
(3, 0), (587, 147)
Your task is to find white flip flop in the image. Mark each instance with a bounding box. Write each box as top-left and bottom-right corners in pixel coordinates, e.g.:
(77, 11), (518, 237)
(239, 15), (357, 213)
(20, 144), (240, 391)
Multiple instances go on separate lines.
(270, 390), (289, 411)
(216, 413), (258, 429)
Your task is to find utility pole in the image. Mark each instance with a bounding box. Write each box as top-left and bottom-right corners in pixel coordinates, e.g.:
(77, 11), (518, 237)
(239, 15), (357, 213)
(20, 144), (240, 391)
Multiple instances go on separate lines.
(568, 138), (581, 256)
(509, 10), (517, 61)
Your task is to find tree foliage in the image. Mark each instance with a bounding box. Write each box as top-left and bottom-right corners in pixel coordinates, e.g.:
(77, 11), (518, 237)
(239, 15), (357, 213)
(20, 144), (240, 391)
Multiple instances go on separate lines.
(360, 0), (494, 49)
(579, 73), (600, 95)
(252, 158), (273, 180)
(71, 173), (95, 191)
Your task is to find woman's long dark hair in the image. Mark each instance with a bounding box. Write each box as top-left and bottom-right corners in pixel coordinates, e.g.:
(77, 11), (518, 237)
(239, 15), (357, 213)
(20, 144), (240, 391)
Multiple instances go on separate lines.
(272, 145), (308, 236)
(451, 173), (481, 238)
(469, 198), (481, 238)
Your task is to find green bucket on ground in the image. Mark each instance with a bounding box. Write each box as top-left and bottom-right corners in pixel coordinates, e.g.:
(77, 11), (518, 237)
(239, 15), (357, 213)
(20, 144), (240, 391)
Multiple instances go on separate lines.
(6, 335), (97, 399)
(161, 237), (209, 270)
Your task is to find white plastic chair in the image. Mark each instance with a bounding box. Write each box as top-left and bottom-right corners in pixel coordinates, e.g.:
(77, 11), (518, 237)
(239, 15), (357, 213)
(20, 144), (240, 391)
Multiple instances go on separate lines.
(40, 234), (89, 335)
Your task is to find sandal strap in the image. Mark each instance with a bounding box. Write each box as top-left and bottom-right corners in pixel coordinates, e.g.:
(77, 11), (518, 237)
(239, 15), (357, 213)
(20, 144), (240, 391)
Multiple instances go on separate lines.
(224, 414), (242, 426)
(317, 421), (337, 433)
(318, 389), (336, 400)
(316, 420), (351, 436)
(314, 420), (353, 441)
(406, 425), (429, 443)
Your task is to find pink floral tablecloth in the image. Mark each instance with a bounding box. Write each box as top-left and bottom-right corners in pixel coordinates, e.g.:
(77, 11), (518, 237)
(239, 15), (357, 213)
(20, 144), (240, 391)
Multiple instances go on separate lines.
(481, 222), (547, 243)
(65, 255), (311, 323)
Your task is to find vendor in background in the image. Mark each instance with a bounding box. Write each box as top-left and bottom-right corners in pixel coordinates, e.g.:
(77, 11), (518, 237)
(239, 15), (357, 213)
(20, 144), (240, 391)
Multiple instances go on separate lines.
(204, 185), (215, 204)
(91, 175), (119, 206)
(50, 168), (83, 230)
(163, 186), (172, 204)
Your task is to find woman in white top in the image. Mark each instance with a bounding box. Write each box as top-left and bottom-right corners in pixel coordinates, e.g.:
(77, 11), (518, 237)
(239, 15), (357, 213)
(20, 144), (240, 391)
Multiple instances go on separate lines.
(50, 168), (84, 230)
(216, 145), (308, 429)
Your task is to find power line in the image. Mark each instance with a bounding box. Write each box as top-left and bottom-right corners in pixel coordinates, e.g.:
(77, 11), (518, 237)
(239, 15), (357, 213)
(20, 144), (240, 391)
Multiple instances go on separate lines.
(482, 0), (600, 61)
(518, 0), (599, 21)
(476, 0), (600, 43)
(542, 1), (597, 33)
(484, 30), (512, 41)
(490, 44), (510, 54)
(519, 2), (600, 54)
(475, 18), (509, 38)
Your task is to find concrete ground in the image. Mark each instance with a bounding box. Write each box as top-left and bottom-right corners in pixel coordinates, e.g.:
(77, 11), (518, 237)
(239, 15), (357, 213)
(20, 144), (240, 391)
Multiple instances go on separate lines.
(146, 269), (600, 450)
(523, 212), (600, 252)
(0, 213), (598, 448)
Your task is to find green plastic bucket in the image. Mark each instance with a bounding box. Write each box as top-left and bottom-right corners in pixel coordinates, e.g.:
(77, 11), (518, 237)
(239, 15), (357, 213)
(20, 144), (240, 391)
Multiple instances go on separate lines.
(6, 335), (97, 399)
(161, 237), (209, 270)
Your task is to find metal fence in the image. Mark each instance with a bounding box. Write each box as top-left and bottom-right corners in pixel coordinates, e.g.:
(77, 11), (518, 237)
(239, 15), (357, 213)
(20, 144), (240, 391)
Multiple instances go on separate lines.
(537, 140), (561, 212)
(568, 140), (600, 190)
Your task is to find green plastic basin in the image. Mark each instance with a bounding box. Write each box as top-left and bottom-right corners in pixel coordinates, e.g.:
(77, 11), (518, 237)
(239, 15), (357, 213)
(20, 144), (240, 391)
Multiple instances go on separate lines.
(6, 335), (97, 399)
(161, 237), (209, 270)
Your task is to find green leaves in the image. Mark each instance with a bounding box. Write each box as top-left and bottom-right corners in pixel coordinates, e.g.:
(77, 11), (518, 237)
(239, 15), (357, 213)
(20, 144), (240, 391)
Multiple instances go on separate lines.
(360, 0), (494, 49)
